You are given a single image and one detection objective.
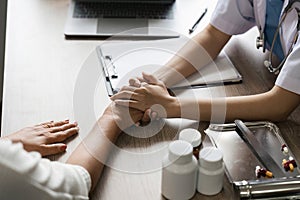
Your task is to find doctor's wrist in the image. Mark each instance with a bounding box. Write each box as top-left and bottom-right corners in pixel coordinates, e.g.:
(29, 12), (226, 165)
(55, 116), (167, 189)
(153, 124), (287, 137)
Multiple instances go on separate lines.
(165, 96), (180, 118)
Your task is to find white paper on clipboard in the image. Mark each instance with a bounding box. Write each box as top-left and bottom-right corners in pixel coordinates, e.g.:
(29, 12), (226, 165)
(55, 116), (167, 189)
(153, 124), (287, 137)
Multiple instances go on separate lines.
(96, 37), (242, 96)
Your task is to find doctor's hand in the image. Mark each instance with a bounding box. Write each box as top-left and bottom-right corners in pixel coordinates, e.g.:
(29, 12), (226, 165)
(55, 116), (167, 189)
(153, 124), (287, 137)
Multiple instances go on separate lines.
(128, 75), (159, 123)
(110, 73), (179, 119)
(2, 120), (79, 156)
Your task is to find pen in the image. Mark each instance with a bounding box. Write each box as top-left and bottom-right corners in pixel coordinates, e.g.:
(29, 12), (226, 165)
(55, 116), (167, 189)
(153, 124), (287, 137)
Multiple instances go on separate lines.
(189, 8), (207, 34)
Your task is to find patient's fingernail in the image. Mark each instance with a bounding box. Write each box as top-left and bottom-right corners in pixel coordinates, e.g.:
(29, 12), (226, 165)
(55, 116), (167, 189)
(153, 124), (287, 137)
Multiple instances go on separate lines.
(135, 122), (140, 127)
(151, 112), (157, 119)
(60, 145), (67, 151)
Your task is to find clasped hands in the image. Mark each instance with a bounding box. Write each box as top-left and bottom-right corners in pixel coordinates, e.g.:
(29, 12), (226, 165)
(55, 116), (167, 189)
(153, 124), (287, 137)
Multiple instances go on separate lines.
(110, 72), (178, 124)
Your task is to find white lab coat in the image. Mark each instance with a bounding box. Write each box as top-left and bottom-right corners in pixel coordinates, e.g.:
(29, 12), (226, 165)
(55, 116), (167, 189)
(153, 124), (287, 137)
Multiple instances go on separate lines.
(210, 0), (300, 95)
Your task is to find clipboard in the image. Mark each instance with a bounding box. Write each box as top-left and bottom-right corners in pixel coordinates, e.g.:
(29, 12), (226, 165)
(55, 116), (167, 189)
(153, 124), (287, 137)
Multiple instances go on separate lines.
(96, 38), (242, 96)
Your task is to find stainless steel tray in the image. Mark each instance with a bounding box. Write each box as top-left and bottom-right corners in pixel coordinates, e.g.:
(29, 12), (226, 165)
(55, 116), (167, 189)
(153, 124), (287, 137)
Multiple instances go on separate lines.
(205, 121), (300, 199)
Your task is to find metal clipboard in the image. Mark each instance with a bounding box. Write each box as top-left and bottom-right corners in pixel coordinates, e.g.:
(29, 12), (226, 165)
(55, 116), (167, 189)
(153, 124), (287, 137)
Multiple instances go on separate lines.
(205, 121), (300, 199)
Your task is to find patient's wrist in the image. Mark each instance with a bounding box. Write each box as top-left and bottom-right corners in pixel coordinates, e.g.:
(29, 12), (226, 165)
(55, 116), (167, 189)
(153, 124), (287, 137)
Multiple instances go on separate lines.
(1, 133), (19, 143)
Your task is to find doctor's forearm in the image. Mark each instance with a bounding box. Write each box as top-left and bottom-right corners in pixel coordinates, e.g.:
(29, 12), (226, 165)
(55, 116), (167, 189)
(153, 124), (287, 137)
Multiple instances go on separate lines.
(223, 86), (300, 122)
(170, 96), (278, 123)
(171, 86), (300, 122)
(155, 43), (212, 88)
(156, 24), (231, 87)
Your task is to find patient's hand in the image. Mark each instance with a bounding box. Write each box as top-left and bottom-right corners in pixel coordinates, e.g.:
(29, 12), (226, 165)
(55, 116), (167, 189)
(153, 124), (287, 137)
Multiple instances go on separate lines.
(2, 120), (79, 156)
(103, 102), (144, 130)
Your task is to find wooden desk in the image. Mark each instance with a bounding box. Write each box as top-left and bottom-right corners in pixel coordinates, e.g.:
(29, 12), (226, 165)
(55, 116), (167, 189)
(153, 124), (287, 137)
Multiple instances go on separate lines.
(3, 1), (300, 200)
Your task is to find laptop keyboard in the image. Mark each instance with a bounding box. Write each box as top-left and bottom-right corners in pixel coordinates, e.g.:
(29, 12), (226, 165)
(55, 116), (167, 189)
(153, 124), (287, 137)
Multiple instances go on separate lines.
(74, 2), (174, 19)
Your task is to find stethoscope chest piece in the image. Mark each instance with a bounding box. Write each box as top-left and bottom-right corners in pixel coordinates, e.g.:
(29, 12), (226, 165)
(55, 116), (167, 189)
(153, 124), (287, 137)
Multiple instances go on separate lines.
(264, 60), (271, 68)
(264, 60), (280, 74)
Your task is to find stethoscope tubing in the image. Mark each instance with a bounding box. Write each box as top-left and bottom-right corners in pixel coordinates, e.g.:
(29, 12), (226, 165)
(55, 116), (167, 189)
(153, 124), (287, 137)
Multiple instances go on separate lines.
(261, 3), (300, 74)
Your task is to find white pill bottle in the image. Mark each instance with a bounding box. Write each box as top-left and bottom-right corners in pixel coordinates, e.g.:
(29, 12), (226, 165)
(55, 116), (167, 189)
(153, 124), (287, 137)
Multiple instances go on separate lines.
(178, 128), (202, 159)
(197, 147), (224, 195)
(161, 140), (198, 200)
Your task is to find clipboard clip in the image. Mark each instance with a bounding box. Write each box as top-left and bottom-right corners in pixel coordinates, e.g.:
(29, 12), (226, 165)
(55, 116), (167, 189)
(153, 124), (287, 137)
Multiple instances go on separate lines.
(96, 47), (119, 96)
(104, 55), (118, 79)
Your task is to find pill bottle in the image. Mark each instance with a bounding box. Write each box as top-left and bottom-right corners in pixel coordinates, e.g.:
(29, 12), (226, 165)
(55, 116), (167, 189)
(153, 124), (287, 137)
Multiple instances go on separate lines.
(179, 128), (202, 159)
(197, 147), (224, 196)
(161, 140), (198, 200)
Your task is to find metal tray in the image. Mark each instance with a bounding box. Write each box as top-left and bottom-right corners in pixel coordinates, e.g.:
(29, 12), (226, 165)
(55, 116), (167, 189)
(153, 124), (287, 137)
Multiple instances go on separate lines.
(205, 121), (300, 199)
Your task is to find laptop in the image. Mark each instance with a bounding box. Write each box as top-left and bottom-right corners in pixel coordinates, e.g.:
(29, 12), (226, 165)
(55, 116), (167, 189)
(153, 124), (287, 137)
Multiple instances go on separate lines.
(64, 0), (180, 37)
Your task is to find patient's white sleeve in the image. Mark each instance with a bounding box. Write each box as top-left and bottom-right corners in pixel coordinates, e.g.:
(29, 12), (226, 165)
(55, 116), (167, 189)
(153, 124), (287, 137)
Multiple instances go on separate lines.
(0, 139), (91, 200)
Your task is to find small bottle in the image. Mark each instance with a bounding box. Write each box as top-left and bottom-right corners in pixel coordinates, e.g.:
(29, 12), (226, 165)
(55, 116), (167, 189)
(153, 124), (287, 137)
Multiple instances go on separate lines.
(179, 128), (202, 159)
(161, 140), (198, 200)
(197, 147), (224, 196)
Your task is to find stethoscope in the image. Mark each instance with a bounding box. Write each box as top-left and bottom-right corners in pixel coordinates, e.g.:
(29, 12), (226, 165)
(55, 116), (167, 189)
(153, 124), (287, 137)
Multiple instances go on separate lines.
(256, 0), (300, 74)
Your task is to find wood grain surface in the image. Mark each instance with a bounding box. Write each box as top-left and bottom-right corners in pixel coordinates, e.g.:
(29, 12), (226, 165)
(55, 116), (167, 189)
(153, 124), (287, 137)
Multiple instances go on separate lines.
(2, 1), (300, 199)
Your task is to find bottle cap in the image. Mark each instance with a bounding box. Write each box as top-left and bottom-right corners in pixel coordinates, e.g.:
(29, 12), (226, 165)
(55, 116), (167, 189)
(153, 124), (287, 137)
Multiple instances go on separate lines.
(199, 147), (223, 170)
(179, 128), (202, 147)
(168, 140), (193, 164)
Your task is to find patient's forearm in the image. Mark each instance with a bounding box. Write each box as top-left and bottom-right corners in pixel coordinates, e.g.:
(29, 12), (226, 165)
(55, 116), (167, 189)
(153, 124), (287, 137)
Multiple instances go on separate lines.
(67, 112), (121, 191)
